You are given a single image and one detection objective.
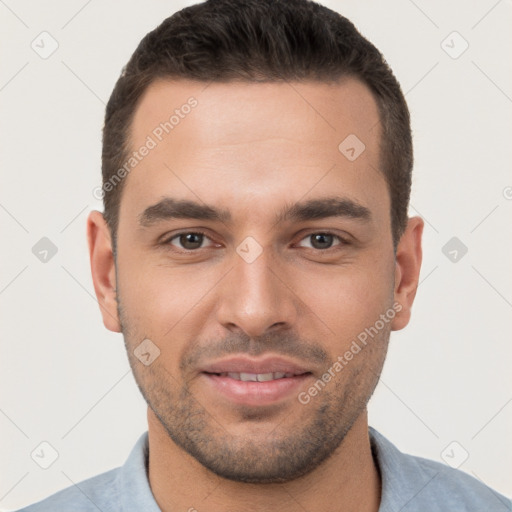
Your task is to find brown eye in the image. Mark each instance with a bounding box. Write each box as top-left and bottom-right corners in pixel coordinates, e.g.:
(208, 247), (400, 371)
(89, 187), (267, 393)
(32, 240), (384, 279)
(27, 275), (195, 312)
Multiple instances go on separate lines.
(171, 232), (206, 250)
(310, 233), (334, 249)
(298, 233), (342, 250)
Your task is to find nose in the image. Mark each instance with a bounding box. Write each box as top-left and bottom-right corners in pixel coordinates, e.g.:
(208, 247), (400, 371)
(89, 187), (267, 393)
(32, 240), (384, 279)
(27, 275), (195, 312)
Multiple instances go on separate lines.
(215, 246), (299, 338)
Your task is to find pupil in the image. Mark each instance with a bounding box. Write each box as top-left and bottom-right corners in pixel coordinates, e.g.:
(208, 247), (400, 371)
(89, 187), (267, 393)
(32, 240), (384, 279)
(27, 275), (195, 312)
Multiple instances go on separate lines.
(311, 233), (333, 249)
(181, 233), (203, 249)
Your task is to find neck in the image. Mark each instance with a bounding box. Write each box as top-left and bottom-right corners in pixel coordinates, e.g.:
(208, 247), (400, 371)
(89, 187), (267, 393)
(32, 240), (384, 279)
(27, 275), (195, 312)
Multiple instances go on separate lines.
(147, 408), (381, 512)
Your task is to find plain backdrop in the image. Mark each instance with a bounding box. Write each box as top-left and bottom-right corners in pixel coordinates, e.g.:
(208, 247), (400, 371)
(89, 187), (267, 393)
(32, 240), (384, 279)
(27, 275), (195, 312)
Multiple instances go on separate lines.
(1, 0), (511, 509)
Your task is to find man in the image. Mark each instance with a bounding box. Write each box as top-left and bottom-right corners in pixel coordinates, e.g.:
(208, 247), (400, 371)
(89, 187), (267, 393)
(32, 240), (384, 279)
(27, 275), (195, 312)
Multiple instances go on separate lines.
(17, 0), (511, 510)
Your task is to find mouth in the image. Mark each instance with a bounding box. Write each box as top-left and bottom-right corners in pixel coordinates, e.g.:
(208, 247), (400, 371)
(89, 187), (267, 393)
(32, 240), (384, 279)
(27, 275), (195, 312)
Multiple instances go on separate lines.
(205, 371), (307, 382)
(199, 356), (313, 406)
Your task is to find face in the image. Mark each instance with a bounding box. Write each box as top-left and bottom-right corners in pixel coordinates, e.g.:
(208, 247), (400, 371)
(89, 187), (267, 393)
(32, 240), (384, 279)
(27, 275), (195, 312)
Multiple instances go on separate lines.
(89, 78), (421, 483)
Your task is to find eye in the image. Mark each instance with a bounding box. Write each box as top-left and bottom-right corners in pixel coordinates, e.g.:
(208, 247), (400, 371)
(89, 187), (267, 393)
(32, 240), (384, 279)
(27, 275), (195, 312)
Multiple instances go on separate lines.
(297, 232), (344, 250)
(163, 231), (347, 252)
(167, 232), (213, 250)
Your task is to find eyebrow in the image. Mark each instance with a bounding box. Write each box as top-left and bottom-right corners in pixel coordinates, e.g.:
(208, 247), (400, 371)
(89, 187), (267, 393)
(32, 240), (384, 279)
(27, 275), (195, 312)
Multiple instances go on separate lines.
(138, 198), (231, 227)
(138, 196), (371, 227)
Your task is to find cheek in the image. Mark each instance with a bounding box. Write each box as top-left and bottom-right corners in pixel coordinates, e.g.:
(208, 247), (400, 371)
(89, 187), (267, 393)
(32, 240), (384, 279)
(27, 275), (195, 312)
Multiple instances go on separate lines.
(117, 258), (219, 340)
(293, 258), (394, 344)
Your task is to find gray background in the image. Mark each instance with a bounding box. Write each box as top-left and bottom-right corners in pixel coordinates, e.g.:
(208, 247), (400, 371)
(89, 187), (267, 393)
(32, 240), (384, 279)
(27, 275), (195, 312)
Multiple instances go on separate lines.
(1, 0), (511, 509)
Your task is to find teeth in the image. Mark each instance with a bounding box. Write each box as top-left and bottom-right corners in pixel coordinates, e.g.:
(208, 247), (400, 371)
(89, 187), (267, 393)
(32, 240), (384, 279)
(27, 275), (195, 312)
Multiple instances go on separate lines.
(240, 372), (258, 382)
(256, 373), (274, 382)
(220, 372), (293, 381)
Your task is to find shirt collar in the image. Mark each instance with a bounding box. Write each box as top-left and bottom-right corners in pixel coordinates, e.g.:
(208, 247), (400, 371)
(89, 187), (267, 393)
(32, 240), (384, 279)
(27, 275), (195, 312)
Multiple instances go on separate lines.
(369, 426), (441, 512)
(116, 431), (161, 511)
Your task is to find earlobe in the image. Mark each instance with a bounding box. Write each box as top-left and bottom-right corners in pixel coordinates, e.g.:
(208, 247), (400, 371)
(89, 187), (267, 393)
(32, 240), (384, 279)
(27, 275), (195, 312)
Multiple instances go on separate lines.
(391, 216), (424, 331)
(87, 210), (122, 333)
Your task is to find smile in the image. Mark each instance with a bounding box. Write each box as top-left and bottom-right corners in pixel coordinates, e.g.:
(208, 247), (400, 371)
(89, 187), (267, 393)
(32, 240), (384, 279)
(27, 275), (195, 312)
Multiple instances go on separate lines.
(212, 371), (301, 381)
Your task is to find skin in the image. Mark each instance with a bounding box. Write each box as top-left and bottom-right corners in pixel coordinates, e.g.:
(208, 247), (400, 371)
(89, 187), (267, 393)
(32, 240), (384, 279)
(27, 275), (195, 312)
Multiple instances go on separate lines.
(88, 78), (423, 512)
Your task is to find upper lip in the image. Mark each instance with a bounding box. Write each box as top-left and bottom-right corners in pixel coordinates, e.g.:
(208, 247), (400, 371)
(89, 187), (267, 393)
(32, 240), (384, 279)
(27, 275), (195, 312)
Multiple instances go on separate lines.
(201, 356), (311, 375)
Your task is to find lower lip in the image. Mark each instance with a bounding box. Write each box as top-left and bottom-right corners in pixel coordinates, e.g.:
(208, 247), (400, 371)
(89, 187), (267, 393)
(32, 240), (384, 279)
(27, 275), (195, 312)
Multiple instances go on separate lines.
(201, 373), (312, 406)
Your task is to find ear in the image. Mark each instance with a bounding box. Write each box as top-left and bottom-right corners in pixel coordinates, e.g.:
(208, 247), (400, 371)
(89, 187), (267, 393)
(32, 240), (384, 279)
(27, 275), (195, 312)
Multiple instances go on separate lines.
(87, 210), (121, 333)
(391, 216), (424, 331)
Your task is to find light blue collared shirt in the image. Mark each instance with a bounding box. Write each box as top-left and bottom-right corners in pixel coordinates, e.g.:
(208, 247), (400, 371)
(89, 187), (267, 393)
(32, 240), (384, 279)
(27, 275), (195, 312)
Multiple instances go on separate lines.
(16, 427), (512, 511)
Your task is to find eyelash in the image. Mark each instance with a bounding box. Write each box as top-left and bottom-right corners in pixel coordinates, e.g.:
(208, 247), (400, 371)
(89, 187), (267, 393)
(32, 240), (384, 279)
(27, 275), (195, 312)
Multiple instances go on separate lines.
(162, 230), (349, 252)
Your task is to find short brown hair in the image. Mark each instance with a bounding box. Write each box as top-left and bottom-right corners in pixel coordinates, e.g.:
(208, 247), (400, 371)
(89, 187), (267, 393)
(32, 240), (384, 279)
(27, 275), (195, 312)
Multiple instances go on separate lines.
(102, 0), (412, 252)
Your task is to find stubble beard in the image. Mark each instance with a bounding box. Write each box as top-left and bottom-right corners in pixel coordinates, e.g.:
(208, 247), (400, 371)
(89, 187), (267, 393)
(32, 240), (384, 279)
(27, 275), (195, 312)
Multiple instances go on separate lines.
(117, 295), (390, 483)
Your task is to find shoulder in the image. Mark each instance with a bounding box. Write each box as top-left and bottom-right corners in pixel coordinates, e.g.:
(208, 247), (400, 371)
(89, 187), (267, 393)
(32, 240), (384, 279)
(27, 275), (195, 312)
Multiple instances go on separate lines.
(406, 454), (511, 510)
(14, 467), (121, 512)
(14, 432), (153, 512)
(370, 427), (512, 511)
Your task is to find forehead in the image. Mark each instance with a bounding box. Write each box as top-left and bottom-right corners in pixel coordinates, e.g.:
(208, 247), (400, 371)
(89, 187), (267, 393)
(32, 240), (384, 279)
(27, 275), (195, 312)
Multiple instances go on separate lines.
(130, 78), (380, 153)
(121, 78), (388, 228)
